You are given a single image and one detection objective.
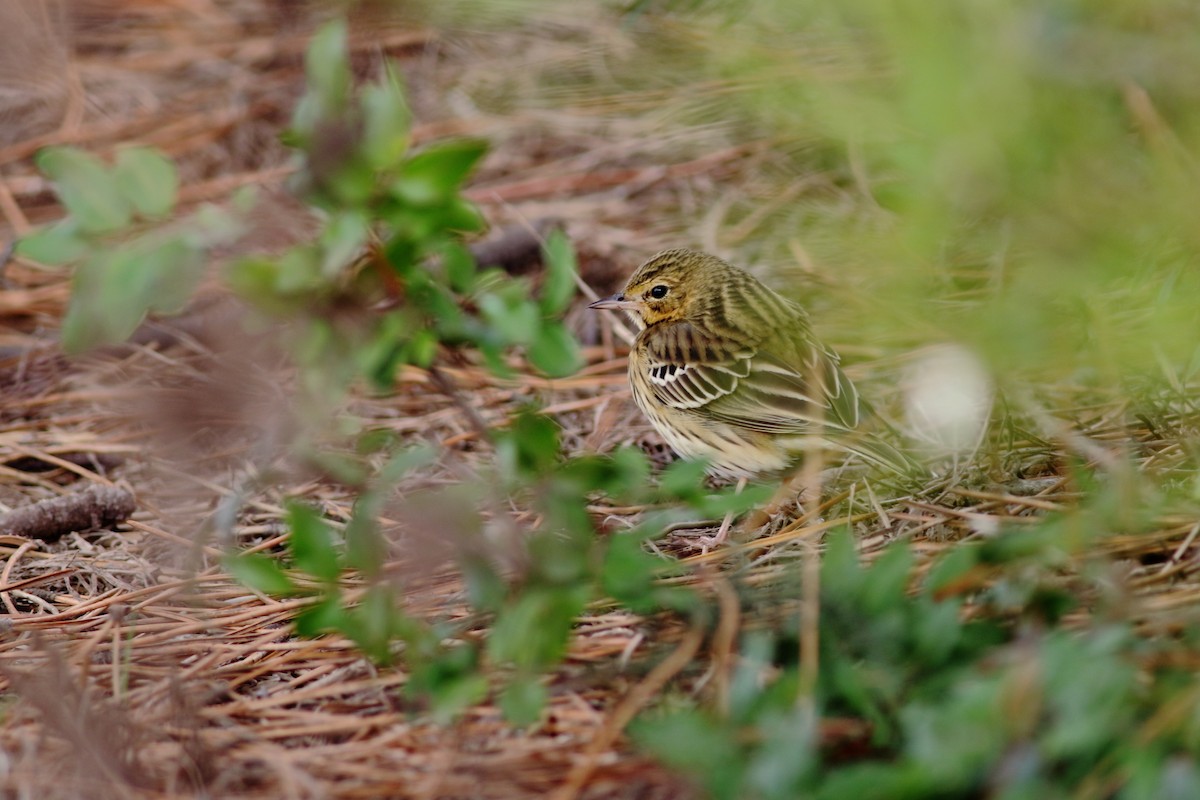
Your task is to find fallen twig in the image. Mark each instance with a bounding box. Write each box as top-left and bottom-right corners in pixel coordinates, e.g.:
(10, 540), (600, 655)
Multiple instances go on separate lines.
(0, 484), (136, 542)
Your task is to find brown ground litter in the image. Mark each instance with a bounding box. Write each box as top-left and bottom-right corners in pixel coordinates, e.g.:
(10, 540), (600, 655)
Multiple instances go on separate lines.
(0, 2), (1197, 799)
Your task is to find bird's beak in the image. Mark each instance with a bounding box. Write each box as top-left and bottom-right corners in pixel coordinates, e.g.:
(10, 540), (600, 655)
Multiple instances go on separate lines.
(588, 293), (640, 311)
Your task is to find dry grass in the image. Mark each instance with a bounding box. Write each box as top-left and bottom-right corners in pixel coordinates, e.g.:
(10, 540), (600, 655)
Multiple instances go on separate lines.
(0, 2), (1198, 798)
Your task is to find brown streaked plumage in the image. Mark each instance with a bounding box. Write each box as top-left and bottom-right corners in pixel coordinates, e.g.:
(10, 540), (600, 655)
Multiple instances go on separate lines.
(589, 248), (913, 482)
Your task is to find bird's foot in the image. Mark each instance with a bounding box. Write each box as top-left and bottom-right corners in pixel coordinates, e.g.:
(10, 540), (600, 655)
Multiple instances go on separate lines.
(694, 511), (736, 552)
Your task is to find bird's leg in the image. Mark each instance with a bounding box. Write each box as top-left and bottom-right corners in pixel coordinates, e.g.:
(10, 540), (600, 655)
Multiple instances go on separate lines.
(737, 468), (818, 537)
(697, 477), (748, 550)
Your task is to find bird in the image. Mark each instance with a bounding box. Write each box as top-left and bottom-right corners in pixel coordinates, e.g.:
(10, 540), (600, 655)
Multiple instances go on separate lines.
(589, 248), (914, 543)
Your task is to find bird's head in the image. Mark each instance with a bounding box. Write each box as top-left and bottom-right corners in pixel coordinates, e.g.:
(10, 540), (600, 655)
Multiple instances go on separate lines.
(588, 249), (728, 328)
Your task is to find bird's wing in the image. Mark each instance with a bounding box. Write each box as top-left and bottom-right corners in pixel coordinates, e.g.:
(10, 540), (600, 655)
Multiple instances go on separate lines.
(729, 347), (920, 473)
(639, 322), (753, 410)
(639, 322), (859, 435)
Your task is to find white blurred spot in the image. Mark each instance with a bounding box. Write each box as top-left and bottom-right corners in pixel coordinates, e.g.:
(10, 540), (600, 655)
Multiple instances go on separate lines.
(904, 344), (993, 460)
(967, 513), (1001, 537)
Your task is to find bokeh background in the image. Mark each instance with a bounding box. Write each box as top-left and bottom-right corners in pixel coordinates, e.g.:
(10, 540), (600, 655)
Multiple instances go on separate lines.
(2, 1), (1200, 798)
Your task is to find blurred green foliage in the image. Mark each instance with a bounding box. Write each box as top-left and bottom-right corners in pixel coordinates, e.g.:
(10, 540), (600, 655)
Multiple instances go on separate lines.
(617, 0), (1200, 383)
(233, 19), (584, 397)
(15, 146), (243, 352)
(21, 5), (1200, 798)
(217, 20), (720, 724)
(557, 2), (1200, 796)
(634, 521), (1200, 800)
(20, 19), (758, 727)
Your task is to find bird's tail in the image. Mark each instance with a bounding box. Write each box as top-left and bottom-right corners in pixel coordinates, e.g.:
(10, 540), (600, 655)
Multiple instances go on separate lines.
(837, 432), (924, 476)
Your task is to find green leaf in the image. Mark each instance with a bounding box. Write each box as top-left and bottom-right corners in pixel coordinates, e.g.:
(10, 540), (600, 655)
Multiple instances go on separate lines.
(424, 286), (469, 338)
(357, 312), (409, 388)
(15, 221), (89, 265)
(304, 447), (369, 486)
(862, 540), (914, 614)
(440, 197), (486, 233)
(441, 242), (477, 292)
(409, 328), (437, 367)
(694, 482), (772, 519)
(288, 94), (322, 145)
(727, 632), (779, 722)
(496, 410), (560, 476)
(539, 229), (577, 314)
(815, 762), (939, 800)
(428, 672), (489, 725)
(393, 139), (488, 206)
(185, 201), (248, 248)
(606, 446), (653, 501)
(138, 236), (205, 314)
(527, 527), (590, 585)
(37, 147), (131, 233)
(355, 429), (397, 455)
(344, 501), (385, 577)
(901, 677), (1007, 789)
(362, 64), (411, 169)
(479, 289), (541, 345)
(602, 533), (664, 613)
(59, 296), (103, 356)
(488, 586), (588, 670)
(226, 257), (292, 312)
(499, 675), (548, 726)
(1125, 756), (1200, 800)
(319, 210), (369, 278)
(461, 554), (506, 613)
(824, 651), (891, 740)
(479, 341), (514, 378)
(295, 592), (349, 636)
(113, 147), (178, 218)
(630, 710), (744, 800)
(224, 552), (297, 596)
(559, 450), (652, 502)
(322, 152), (376, 209)
(287, 502), (341, 582)
(658, 458), (711, 500)
(62, 234), (208, 353)
(341, 584), (399, 664)
(821, 527), (863, 599)
(275, 247), (322, 294)
(1040, 628), (1137, 760)
(527, 322), (583, 377)
(60, 249), (132, 350)
(304, 19), (350, 115)
(378, 443), (439, 483)
(923, 541), (979, 595)
(910, 596), (963, 666)
(745, 707), (817, 796)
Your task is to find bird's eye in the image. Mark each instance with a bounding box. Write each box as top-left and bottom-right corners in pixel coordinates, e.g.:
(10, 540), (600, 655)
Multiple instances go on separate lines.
(649, 285), (669, 299)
